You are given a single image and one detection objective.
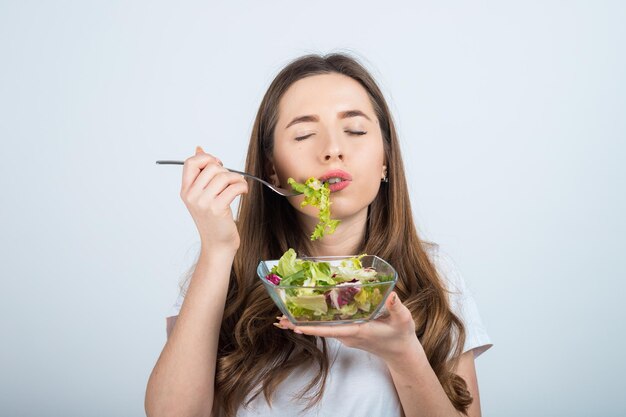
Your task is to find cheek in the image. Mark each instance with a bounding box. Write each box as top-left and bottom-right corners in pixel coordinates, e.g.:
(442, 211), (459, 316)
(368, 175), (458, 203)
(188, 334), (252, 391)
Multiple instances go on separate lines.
(273, 145), (312, 185)
(361, 173), (383, 203)
(271, 146), (293, 183)
(357, 141), (385, 176)
(274, 159), (301, 186)
(355, 142), (385, 198)
(286, 196), (315, 216)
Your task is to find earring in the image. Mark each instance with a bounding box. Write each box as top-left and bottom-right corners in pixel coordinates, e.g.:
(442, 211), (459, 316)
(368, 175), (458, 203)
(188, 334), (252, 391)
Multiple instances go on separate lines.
(381, 167), (388, 183)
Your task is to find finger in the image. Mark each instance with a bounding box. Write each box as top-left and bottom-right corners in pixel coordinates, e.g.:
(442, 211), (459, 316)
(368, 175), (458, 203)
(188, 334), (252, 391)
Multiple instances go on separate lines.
(194, 171), (247, 208)
(386, 291), (398, 309)
(292, 323), (363, 338)
(186, 162), (228, 198)
(203, 171), (246, 198)
(181, 152), (221, 195)
(213, 179), (248, 208)
(383, 291), (413, 325)
(196, 146), (223, 166)
(385, 291), (405, 314)
(277, 317), (296, 330)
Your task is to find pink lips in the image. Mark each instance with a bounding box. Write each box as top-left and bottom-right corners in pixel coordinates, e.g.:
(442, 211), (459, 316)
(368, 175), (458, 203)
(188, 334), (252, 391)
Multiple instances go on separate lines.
(328, 181), (350, 192)
(319, 169), (352, 193)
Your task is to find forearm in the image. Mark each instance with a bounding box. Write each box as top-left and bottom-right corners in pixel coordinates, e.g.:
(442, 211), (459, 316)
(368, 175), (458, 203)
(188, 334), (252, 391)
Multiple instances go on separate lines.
(145, 247), (235, 417)
(386, 338), (461, 417)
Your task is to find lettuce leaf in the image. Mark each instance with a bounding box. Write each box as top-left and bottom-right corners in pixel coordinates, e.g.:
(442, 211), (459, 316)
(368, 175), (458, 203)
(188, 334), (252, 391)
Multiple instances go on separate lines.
(340, 254), (365, 270)
(331, 255), (377, 282)
(279, 269), (306, 287)
(337, 302), (358, 317)
(353, 288), (371, 312)
(287, 294), (328, 315)
(279, 259), (336, 287)
(288, 177), (341, 241)
(306, 261), (334, 286)
(272, 248), (299, 277)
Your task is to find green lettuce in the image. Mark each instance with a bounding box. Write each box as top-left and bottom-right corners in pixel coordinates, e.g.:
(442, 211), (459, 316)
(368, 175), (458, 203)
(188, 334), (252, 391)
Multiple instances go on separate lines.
(340, 254), (364, 270)
(266, 249), (391, 321)
(273, 248), (299, 277)
(286, 294), (328, 315)
(353, 287), (371, 312)
(271, 248), (337, 287)
(288, 177), (341, 240)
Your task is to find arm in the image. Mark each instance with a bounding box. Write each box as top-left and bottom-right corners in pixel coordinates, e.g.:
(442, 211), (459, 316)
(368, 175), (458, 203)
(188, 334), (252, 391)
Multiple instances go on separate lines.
(145, 147), (248, 417)
(386, 343), (481, 417)
(145, 248), (235, 417)
(456, 350), (482, 417)
(278, 292), (482, 417)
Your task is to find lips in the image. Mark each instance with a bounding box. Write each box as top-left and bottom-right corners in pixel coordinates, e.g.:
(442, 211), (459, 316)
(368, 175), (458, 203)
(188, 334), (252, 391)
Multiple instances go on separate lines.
(319, 170), (353, 182)
(319, 169), (352, 192)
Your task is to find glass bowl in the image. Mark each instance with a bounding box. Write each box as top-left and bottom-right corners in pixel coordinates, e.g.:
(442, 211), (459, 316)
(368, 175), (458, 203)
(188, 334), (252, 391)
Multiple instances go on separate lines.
(257, 255), (398, 326)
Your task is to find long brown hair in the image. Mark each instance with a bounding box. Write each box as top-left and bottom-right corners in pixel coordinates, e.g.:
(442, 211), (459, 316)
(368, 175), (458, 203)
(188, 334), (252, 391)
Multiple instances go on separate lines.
(184, 52), (471, 416)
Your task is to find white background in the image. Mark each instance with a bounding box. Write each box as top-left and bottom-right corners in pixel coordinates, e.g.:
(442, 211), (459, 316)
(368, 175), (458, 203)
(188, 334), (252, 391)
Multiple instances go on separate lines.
(1, 1), (624, 416)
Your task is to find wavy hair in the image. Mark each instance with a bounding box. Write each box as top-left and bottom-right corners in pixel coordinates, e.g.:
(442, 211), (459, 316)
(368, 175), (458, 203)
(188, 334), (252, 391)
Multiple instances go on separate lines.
(182, 52), (472, 416)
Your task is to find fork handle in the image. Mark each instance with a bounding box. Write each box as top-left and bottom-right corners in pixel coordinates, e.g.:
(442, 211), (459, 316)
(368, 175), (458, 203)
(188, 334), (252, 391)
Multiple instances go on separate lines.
(156, 160), (184, 165)
(156, 161), (260, 183)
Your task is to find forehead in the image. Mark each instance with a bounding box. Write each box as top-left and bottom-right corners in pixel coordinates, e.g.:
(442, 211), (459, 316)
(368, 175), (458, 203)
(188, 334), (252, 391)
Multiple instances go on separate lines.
(277, 73), (375, 125)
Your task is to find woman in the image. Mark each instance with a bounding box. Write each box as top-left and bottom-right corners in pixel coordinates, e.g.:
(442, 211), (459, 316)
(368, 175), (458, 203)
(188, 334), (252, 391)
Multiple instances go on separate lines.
(145, 52), (492, 417)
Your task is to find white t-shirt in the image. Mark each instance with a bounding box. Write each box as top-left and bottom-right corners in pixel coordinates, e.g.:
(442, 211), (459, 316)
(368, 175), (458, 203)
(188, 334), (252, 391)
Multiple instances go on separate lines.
(165, 246), (493, 417)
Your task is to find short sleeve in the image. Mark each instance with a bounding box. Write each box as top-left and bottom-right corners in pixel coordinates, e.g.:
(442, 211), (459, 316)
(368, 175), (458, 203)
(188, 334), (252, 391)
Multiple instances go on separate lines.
(430, 247), (493, 359)
(166, 289), (185, 319)
(165, 280), (189, 339)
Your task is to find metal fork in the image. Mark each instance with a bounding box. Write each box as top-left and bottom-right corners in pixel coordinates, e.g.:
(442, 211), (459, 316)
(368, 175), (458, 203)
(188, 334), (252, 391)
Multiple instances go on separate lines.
(155, 160), (302, 197)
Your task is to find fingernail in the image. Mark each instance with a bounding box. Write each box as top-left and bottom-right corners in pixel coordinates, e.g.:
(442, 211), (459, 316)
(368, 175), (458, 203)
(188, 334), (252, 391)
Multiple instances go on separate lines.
(273, 322), (286, 330)
(391, 293), (397, 305)
(293, 328), (303, 334)
(216, 158), (223, 166)
(195, 146), (204, 154)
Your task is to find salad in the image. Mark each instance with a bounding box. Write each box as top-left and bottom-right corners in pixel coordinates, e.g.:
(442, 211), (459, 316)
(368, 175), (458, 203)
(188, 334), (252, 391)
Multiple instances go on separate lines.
(264, 249), (395, 322)
(287, 177), (340, 240)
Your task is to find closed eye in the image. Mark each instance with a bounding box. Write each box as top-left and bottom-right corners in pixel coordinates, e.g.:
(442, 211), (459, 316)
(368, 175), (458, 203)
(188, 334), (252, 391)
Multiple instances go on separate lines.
(295, 133), (314, 141)
(294, 131), (367, 141)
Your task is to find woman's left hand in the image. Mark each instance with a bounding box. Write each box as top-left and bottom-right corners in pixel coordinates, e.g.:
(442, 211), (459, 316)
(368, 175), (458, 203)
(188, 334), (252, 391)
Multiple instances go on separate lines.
(275, 291), (423, 363)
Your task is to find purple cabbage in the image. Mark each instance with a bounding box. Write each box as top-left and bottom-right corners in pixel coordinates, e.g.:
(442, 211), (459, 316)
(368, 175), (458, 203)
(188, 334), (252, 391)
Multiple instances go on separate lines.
(265, 273), (281, 285)
(325, 283), (361, 309)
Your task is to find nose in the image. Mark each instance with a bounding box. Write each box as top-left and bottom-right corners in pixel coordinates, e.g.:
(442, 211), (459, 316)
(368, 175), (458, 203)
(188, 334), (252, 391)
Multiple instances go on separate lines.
(321, 132), (344, 162)
(324, 152), (343, 162)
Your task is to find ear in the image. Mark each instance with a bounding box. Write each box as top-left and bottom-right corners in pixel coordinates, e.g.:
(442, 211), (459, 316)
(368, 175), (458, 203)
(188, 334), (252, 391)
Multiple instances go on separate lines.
(266, 159), (280, 187)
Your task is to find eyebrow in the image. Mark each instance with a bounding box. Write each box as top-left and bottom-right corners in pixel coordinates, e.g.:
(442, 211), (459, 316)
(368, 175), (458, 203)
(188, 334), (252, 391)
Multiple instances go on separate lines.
(285, 109), (372, 129)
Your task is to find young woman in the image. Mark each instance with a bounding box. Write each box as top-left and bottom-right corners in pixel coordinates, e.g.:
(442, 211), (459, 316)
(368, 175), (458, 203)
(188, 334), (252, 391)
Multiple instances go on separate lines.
(145, 53), (492, 417)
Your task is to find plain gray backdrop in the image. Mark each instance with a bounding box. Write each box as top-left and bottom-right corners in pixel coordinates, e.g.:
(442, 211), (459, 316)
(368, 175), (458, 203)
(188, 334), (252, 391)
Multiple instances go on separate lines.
(1, 1), (624, 416)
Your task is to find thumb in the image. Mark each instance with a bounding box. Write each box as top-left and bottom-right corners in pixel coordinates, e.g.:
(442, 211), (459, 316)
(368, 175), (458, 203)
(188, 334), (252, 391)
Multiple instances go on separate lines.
(195, 145), (205, 155)
(385, 291), (403, 314)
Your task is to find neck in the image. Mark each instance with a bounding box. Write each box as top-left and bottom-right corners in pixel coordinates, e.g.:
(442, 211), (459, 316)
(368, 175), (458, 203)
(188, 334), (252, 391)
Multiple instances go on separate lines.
(298, 209), (368, 257)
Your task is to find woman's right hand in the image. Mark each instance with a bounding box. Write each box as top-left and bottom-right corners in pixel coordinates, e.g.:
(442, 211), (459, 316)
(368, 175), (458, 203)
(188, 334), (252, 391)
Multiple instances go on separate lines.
(180, 146), (248, 253)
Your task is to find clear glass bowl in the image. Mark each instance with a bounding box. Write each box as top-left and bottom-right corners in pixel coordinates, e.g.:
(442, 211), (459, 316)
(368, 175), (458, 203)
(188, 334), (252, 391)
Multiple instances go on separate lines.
(257, 255), (398, 326)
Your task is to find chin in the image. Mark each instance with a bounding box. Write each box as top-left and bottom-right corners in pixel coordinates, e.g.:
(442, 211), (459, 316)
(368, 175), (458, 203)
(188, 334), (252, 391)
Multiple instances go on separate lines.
(331, 189), (379, 209)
